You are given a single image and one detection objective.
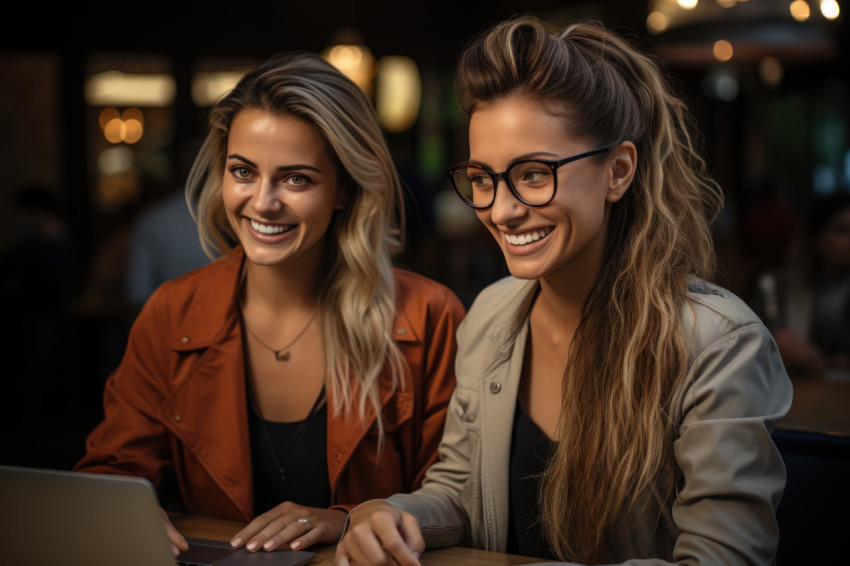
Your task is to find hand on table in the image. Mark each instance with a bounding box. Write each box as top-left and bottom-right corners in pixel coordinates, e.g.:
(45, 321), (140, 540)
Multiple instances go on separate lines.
(159, 506), (189, 556)
(335, 500), (425, 566)
(230, 502), (347, 552)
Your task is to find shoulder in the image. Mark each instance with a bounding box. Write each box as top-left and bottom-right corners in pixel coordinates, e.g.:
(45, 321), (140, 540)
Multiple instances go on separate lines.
(456, 276), (535, 357)
(136, 251), (241, 333)
(674, 279), (792, 426)
(152, 253), (237, 303)
(463, 276), (535, 332)
(682, 278), (770, 355)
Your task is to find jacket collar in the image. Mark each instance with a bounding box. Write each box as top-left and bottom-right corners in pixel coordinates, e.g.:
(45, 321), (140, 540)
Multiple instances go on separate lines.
(169, 246), (420, 351)
(483, 277), (539, 361)
(170, 247), (245, 352)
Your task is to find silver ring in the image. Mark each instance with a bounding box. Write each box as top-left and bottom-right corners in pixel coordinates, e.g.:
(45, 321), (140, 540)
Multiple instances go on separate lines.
(297, 518), (312, 531)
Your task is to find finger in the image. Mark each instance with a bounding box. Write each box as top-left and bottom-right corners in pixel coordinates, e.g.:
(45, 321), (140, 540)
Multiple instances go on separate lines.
(349, 515), (420, 566)
(290, 510), (346, 550)
(231, 511), (280, 549)
(165, 525), (189, 553)
(372, 513), (421, 566)
(343, 527), (390, 566)
(253, 511), (325, 552)
(399, 513), (425, 557)
(158, 508), (189, 553)
(333, 538), (353, 566)
(262, 518), (316, 551)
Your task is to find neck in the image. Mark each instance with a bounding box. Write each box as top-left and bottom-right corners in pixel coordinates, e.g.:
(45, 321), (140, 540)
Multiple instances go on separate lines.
(536, 238), (605, 330)
(534, 277), (586, 335)
(242, 258), (322, 315)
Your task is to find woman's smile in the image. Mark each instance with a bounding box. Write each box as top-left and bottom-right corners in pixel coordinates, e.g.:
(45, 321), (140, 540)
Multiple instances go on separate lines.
(504, 226), (553, 246)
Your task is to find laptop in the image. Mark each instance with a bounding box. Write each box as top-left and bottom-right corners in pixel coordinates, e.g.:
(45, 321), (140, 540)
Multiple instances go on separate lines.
(0, 465), (315, 566)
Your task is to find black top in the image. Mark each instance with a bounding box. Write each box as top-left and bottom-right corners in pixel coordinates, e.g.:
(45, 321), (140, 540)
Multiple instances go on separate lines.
(249, 393), (331, 515)
(506, 402), (557, 560)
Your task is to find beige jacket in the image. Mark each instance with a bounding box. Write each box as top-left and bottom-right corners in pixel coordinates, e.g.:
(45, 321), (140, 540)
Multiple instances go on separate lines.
(387, 276), (792, 565)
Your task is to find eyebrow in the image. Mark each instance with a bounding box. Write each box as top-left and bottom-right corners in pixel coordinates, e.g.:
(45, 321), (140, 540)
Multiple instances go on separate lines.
(226, 153), (322, 173)
(468, 151), (560, 169)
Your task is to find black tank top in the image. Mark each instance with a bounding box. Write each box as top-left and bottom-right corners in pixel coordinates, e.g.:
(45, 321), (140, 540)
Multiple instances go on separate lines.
(506, 402), (557, 560)
(248, 392), (331, 515)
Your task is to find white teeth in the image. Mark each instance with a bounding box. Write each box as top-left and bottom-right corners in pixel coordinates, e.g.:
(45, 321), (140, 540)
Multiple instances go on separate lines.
(505, 228), (550, 246)
(250, 219), (292, 234)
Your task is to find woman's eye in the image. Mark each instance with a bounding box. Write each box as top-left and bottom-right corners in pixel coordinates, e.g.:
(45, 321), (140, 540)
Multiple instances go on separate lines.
(231, 166), (252, 179)
(285, 173), (313, 187)
(468, 172), (491, 188)
(521, 169), (549, 182)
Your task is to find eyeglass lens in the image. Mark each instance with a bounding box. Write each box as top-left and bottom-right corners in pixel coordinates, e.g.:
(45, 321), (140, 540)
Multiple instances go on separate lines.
(452, 161), (555, 207)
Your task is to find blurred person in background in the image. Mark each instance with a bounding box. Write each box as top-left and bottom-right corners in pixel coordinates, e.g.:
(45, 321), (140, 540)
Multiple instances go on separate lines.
(752, 191), (850, 377)
(126, 187), (210, 310)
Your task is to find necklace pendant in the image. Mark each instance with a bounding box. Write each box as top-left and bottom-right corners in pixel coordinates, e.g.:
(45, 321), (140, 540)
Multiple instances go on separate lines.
(275, 350), (291, 361)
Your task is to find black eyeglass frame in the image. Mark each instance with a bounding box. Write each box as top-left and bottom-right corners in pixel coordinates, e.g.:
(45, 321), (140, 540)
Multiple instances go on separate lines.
(446, 146), (612, 209)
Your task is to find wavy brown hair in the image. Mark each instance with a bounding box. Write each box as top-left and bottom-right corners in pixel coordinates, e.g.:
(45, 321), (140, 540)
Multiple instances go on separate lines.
(456, 17), (723, 562)
(186, 52), (406, 439)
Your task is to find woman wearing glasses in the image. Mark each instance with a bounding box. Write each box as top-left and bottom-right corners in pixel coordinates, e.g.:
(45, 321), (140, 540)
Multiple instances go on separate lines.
(336, 17), (791, 566)
(75, 52), (465, 556)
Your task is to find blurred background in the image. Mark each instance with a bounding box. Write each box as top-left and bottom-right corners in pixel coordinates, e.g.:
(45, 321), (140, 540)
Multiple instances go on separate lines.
(0, 0), (847, 470)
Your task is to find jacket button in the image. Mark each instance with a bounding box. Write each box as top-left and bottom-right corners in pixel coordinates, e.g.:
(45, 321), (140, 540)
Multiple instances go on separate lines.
(489, 381), (502, 394)
(173, 413), (183, 422)
(180, 336), (190, 344)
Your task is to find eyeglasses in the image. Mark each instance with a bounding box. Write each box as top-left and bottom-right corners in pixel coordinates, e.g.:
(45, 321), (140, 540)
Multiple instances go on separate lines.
(446, 146), (611, 209)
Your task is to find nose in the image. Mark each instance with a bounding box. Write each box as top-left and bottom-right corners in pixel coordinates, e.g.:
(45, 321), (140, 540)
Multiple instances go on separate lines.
(487, 177), (526, 226)
(251, 178), (283, 214)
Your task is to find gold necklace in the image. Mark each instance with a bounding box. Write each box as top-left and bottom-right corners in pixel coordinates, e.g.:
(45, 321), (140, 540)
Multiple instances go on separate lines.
(243, 311), (317, 361)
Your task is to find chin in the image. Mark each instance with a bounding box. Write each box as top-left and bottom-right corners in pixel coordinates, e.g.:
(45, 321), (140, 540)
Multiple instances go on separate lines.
(503, 260), (545, 281)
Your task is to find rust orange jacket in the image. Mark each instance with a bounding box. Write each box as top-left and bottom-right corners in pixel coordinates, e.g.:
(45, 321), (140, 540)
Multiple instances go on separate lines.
(75, 248), (465, 522)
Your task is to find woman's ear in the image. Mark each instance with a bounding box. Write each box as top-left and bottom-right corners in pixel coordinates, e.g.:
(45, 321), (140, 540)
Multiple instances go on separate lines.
(606, 141), (637, 203)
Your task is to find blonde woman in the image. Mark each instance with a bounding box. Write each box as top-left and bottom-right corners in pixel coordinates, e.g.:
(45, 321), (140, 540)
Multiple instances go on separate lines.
(76, 52), (464, 556)
(337, 17), (791, 566)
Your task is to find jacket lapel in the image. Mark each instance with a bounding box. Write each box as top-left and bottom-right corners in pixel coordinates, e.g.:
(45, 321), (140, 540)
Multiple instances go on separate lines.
(160, 249), (255, 520)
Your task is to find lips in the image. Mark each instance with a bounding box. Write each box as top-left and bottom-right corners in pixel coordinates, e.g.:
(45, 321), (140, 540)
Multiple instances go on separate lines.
(504, 227), (552, 246)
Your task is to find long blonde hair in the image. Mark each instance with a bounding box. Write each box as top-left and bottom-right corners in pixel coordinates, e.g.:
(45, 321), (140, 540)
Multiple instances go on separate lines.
(186, 52), (406, 437)
(456, 17), (723, 562)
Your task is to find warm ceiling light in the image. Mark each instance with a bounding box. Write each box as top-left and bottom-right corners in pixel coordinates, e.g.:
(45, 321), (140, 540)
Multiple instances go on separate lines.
(646, 11), (671, 33)
(122, 107), (143, 123)
(322, 44), (376, 95)
(375, 56), (421, 133)
(98, 107), (120, 130)
(191, 71), (245, 107)
(790, 0), (812, 21)
(103, 118), (125, 144)
(716, 0), (737, 8)
(85, 71), (176, 107)
(122, 119), (144, 144)
(820, 0), (840, 19)
(758, 57), (784, 87)
(713, 39), (734, 61)
(677, 0), (699, 9)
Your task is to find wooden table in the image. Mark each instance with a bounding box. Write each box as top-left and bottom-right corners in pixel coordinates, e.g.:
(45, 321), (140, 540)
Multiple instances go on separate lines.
(778, 377), (850, 436)
(170, 514), (551, 565)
